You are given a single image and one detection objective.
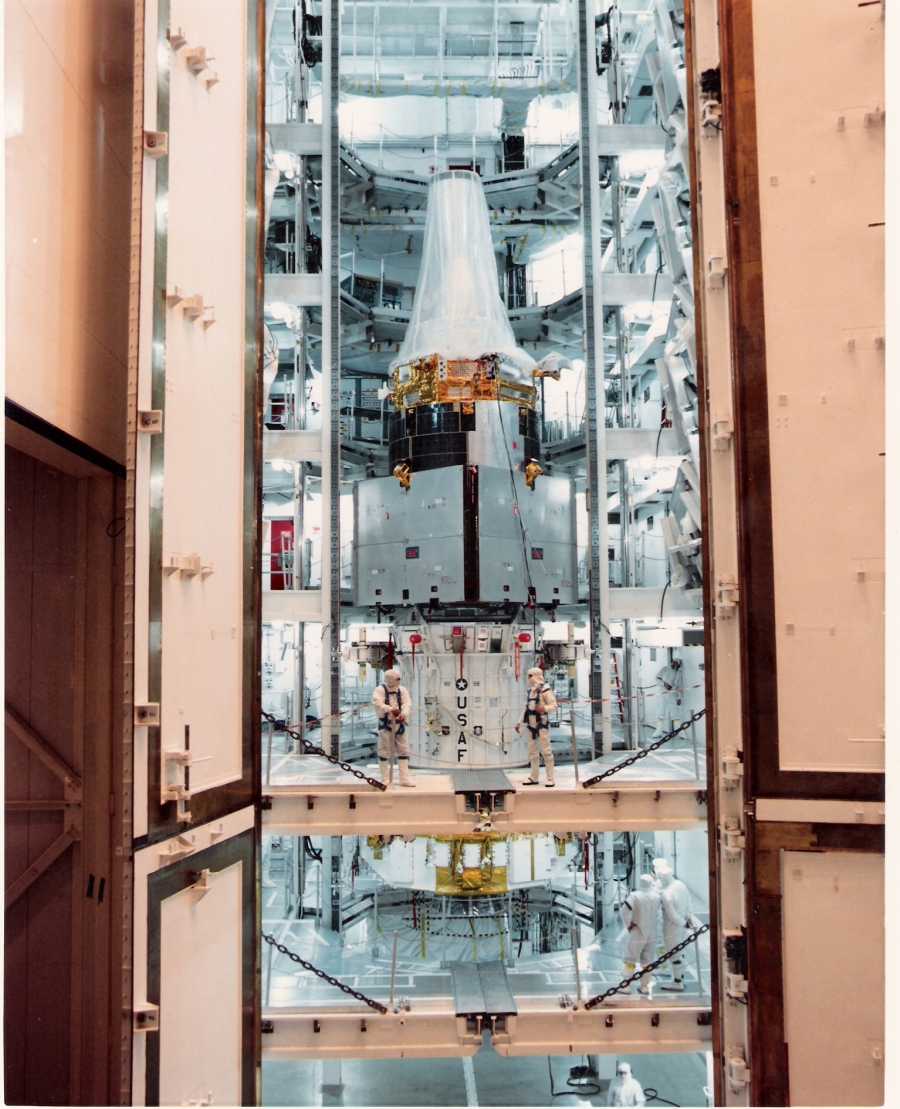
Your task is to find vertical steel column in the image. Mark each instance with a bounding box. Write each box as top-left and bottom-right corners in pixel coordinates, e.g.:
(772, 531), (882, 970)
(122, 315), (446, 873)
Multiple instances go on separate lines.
(577, 0), (611, 757)
(321, 0), (342, 758)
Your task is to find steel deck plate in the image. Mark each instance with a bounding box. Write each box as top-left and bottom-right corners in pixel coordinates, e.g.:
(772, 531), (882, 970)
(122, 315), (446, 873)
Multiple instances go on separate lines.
(448, 768), (515, 795)
(449, 961), (518, 1017)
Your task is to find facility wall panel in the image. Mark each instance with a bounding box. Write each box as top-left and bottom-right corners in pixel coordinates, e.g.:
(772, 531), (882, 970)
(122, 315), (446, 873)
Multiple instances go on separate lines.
(781, 850), (884, 1106)
(750, 0), (884, 772)
(4, 0), (133, 465)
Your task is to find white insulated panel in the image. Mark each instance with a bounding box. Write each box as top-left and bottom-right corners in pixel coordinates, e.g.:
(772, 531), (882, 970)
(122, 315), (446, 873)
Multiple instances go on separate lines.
(159, 861), (243, 1107)
(751, 0), (884, 771)
(781, 851), (884, 1106)
(159, 0), (249, 792)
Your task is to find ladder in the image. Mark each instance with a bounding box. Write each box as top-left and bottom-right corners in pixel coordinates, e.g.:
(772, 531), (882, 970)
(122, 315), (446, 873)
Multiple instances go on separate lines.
(610, 651), (626, 724)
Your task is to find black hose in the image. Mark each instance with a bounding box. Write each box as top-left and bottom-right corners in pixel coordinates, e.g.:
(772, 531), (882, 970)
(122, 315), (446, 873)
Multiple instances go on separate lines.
(643, 1089), (681, 1107)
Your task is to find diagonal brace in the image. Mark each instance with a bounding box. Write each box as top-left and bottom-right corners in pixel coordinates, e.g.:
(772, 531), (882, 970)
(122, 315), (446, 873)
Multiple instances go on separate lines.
(5, 823), (80, 909)
(5, 704), (82, 794)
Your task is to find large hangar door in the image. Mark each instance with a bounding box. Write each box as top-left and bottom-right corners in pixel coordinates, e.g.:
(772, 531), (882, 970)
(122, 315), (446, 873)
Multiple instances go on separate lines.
(128, 0), (261, 1103)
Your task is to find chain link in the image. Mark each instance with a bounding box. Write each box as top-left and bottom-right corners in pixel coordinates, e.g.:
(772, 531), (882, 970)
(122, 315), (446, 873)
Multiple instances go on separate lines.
(263, 932), (389, 1013)
(581, 710), (707, 787)
(262, 710), (387, 791)
(583, 923), (710, 1009)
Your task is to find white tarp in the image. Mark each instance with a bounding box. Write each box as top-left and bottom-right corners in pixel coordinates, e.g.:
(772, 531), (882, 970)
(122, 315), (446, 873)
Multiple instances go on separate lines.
(392, 170), (536, 376)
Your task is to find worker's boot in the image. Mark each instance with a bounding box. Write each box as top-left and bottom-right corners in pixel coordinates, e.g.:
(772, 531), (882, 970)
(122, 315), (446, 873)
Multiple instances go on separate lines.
(544, 754), (555, 787)
(523, 755), (540, 785)
(653, 717), (665, 738)
(637, 968), (652, 995)
(397, 757), (416, 787)
(661, 958), (684, 991)
(623, 962), (637, 992)
(379, 757), (393, 788)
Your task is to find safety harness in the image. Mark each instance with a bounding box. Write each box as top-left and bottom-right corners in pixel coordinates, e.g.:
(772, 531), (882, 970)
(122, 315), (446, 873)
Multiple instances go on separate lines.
(524, 682), (551, 740)
(377, 684), (406, 735)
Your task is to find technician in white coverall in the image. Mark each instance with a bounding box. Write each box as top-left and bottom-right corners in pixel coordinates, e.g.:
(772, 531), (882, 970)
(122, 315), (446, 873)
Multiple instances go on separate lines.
(372, 669), (414, 787)
(620, 875), (661, 994)
(652, 657), (683, 737)
(606, 1062), (646, 1107)
(659, 868), (698, 991)
(515, 667), (557, 786)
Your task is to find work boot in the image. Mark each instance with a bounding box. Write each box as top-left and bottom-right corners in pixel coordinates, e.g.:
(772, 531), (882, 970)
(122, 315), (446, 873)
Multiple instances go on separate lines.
(637, 970), (652, 995)
(661, 962), (684, 992)
(397, 758), (416, 787)
(379, 758), (393, 788)
(623, 962), (637, 992)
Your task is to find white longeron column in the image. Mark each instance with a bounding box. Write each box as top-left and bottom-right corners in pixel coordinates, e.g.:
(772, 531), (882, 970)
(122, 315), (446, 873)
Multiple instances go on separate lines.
(320, 0), (342, 758)
(577, 0), (612, 756)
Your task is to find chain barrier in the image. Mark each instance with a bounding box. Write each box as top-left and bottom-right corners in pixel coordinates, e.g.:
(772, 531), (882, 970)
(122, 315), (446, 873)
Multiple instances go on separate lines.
(262, 710), (387, 791)
(581, 709), (707, 787)
(263, 932), (388, 1014)
(583, 923), (710, 1009)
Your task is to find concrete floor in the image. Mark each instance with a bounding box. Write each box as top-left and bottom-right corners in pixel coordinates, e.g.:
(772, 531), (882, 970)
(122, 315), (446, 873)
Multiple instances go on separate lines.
(262, 1049), (711, 1107)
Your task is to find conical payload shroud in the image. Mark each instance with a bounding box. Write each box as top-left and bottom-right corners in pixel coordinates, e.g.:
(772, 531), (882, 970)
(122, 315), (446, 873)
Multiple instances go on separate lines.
(391, 170), (535, 376)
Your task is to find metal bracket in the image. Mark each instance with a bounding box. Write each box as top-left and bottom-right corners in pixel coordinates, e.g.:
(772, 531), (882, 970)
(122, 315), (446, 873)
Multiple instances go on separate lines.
(189, 868), (212, 901)
(138, 410), (163, 434)
(720, 820), (746, 860)
(712, 415), (733, 451)
(143, 131), (168, 157)
(716, 574), (739, 618)
(167, 26), (189, 50)
(134, 703), (160, 726)
(706, 254), (727, 289)
(727, 1045), (750, 1092)
(133, 1002), (159, 1032)
(158, 834), (196, 864)
(722, 745), (744, 789)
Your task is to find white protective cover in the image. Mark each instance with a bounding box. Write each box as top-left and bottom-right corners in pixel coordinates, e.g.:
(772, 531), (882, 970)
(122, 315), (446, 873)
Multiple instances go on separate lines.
(392, 170), (535, 376)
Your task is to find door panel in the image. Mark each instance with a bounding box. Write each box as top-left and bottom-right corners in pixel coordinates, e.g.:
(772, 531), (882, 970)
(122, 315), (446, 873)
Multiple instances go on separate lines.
(159, 861), (244, 1106)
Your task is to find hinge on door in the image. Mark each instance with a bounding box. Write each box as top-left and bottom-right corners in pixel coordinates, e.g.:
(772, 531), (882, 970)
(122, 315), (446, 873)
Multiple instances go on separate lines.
(133, 1002), (159, 1032)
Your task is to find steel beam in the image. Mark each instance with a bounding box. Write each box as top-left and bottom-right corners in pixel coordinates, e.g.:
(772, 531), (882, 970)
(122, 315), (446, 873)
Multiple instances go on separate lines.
(265, 274), (323, 306)
(262, 590), (322, 623)
(262, 780), (707, 836)
(267, 123), (323, 154)
(261, 1003), (712, 1059)
(264, 431), (323, 462)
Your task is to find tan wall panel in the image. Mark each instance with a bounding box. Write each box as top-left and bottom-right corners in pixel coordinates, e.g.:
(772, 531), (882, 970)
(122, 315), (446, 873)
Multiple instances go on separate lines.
(4, 0), (133, 465)
(751, 0), (884, 771)
(781, 850), (884, 1105)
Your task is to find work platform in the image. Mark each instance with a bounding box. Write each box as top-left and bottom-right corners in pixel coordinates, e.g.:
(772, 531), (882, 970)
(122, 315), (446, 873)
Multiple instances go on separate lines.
(261, 999), (713, 1059)
(262, 757), (707, 836)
